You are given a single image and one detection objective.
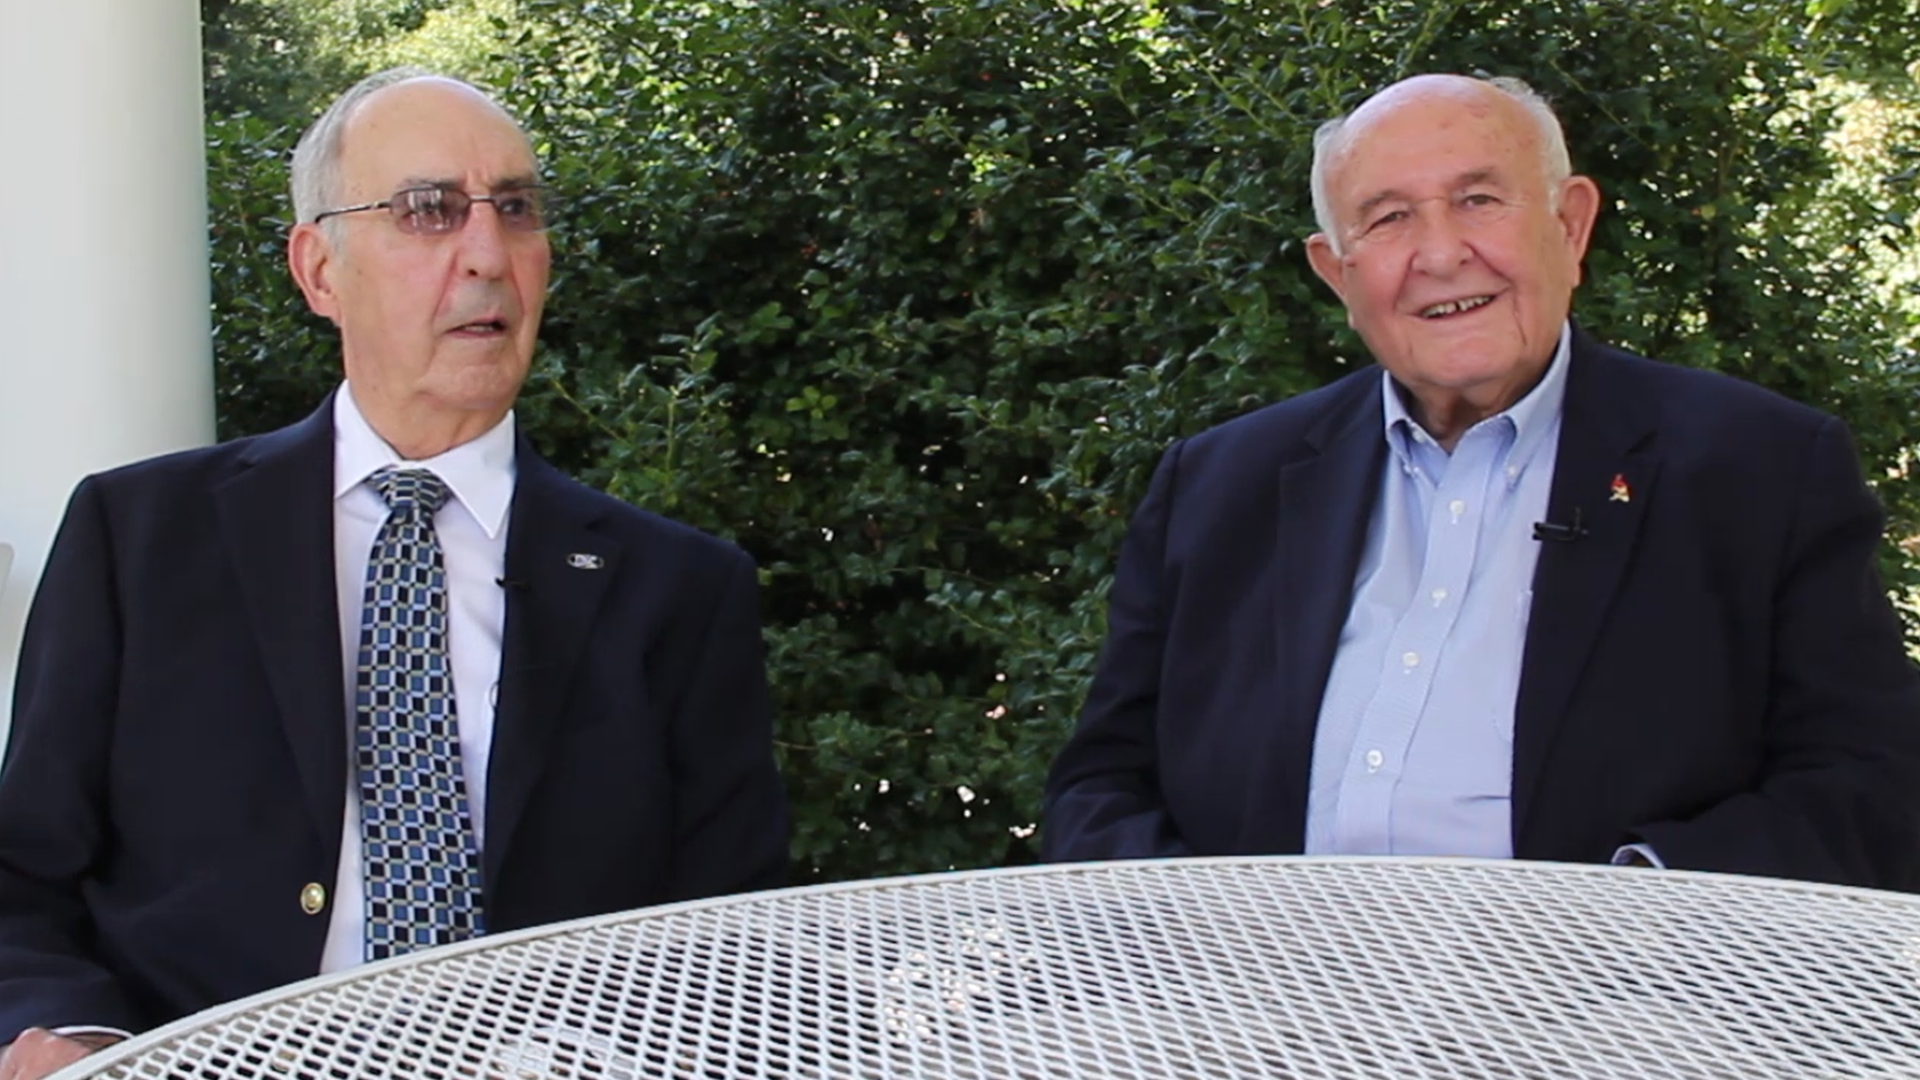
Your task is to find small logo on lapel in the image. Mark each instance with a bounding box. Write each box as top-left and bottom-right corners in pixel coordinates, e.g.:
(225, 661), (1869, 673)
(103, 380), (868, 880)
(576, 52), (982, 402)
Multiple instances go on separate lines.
(1609, 473), (1632, 503)
(567, 552), (605, 570)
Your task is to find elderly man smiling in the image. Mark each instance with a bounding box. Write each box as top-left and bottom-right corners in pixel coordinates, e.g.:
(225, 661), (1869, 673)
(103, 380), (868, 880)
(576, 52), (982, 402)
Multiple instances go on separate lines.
(1043, 74), (1920, 887)
(0, 69), (787, 1077)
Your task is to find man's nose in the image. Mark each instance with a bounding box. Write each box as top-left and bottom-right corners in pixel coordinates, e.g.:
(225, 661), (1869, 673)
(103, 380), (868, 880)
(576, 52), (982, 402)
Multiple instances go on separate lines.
(455, 202), (513, 278)
(1408, 205), (1472, 275)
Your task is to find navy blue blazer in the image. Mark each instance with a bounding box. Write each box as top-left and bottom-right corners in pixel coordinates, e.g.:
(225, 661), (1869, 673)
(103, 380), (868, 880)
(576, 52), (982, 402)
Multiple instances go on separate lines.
(1044, 333), (1920, 888)
(0, 399), (788, 1041)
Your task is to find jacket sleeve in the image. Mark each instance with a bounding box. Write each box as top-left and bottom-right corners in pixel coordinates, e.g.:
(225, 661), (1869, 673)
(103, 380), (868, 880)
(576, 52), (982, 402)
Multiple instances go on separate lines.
(660, 545), (790, 899)
(0, 478), (142, 1041)
(1041, 441), (1196, 862)
(1632, 417), (1920, 889)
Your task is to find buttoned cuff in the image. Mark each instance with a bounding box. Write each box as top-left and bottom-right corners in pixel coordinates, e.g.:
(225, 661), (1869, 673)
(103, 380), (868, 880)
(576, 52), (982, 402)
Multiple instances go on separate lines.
(51, 1025), (131, 1042)
(1611, 843), (1665, 868)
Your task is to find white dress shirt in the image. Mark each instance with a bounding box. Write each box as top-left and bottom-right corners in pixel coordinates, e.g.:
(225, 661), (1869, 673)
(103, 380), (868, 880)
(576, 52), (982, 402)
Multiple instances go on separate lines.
(320, 385), (516, 973)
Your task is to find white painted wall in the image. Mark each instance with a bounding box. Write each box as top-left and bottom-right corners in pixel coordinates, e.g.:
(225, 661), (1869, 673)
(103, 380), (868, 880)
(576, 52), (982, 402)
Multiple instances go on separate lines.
(0, 0), (215, 738)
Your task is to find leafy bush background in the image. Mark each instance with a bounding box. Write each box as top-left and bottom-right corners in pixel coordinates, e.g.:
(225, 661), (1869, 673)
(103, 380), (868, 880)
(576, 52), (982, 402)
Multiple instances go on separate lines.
(204, 0), (1920, 884)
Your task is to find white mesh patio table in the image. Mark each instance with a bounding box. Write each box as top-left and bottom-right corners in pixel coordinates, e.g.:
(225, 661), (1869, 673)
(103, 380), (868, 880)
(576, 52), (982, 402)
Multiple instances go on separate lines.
(49, 856), (1920, 1078)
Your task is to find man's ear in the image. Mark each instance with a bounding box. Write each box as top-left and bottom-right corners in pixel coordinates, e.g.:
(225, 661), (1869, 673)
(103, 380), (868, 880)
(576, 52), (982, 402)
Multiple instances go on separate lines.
(1305, 232), (1348, 302)
(287, 222), (342, 324)
(1556, 174), (1602, 281)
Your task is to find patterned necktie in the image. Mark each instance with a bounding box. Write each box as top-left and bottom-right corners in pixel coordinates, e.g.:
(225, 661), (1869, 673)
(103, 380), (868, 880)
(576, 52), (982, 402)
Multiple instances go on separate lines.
(355, 466), (484, 961)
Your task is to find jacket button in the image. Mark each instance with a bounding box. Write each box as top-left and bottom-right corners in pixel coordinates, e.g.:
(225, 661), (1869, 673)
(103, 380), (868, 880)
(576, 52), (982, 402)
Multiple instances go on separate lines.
(300, 882), (327, 915)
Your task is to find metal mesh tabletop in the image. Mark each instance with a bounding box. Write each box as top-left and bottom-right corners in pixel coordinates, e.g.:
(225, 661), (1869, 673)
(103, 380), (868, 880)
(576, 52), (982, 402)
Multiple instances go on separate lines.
(53, 857), (1920, 1078)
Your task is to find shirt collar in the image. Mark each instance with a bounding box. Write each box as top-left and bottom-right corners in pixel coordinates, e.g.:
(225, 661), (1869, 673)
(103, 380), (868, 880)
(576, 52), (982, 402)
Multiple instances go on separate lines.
(1498, 321), (1573, 482)
(331, 383), (517, 538)
(1380, 321), (1572, 481)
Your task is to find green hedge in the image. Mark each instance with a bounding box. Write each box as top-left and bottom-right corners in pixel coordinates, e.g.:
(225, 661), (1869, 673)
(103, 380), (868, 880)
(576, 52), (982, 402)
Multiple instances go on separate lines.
(205, 0), (1920, 884)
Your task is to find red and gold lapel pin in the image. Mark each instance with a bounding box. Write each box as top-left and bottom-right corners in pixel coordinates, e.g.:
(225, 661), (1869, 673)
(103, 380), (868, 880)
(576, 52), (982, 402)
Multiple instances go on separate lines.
(1610, 473), (1632, 503)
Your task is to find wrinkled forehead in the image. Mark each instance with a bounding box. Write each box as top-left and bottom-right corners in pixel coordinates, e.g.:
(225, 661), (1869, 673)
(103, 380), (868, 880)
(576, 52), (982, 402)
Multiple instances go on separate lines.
(1323, 82), (1538, 208)
(337, 79), (539, 197)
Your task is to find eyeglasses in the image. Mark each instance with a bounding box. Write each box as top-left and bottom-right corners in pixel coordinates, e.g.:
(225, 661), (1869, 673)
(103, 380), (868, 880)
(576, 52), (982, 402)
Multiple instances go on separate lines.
(311, 184), (553, 234)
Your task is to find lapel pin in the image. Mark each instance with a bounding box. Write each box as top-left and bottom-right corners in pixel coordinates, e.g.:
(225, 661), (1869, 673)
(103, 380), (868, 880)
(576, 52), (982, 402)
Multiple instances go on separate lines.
(1610, 473), (1632, 503)
(567, 553), (605, 570)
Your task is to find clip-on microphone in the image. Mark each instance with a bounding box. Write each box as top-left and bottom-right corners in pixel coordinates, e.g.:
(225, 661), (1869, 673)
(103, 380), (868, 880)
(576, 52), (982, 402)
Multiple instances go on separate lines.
(1532, 508), (1587, 543)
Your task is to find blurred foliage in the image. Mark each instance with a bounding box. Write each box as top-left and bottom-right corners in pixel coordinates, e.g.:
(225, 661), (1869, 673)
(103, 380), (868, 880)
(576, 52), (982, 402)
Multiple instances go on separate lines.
(204, 0), (1920, 883)
(202, 0), (525, 129)
(1803, 0), (1920, 87)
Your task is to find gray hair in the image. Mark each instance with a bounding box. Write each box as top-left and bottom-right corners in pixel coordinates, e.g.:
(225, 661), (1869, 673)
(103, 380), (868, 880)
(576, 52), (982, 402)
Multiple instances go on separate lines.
(289, 66), (439, 233)
(1309, 75), (1573, 254)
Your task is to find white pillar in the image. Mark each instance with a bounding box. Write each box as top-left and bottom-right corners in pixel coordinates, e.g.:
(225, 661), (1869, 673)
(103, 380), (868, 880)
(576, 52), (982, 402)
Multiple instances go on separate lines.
(0, 0), (214, 736)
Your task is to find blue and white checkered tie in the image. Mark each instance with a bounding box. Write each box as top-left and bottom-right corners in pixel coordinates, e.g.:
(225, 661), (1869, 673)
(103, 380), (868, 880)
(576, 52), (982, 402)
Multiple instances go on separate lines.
(355, 466), (484, 961)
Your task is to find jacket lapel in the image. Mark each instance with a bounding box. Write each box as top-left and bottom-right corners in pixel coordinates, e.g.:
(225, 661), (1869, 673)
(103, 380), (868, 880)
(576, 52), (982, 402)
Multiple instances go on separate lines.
(483, 443), (619, 885)
(1257, 375), (1387, 848)
(214, 401), (347, 853)
(1512, 334), (1660, 840)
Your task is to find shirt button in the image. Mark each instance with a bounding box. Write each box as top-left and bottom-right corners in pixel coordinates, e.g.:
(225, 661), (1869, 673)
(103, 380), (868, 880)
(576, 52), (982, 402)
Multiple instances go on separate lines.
(300, 882), (327, 916)
(1449, 498), (1467, 518)
(1431, 587), (1449, 605)
(1365, 750), (1384, 772)
(1402, 651), (1420, 668)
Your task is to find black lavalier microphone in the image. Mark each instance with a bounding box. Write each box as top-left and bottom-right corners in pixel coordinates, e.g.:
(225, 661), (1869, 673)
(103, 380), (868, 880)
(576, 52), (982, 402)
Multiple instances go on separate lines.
(1532, 508), (1587, 543)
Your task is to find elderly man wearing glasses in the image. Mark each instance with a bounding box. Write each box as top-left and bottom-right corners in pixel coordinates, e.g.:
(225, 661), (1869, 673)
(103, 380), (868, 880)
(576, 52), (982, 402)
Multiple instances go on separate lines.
(0, 69), (788, 1077)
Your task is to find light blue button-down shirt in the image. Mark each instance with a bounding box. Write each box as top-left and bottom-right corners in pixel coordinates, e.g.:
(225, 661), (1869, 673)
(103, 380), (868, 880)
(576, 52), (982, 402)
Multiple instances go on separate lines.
(1303, 324), (1571, 857)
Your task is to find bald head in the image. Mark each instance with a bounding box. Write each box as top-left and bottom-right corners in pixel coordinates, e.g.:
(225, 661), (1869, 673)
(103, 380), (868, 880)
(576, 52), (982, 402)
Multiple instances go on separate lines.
(1311, 75), (1572, 254)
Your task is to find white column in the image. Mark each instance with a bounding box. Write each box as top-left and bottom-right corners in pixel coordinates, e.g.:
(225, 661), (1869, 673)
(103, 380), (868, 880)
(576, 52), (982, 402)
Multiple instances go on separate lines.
(0, 0), (214, 736)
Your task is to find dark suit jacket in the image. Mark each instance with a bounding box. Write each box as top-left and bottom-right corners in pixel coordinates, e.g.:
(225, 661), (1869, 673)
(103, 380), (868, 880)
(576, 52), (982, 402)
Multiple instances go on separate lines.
(0, 399), (789, 1042)
(1043, 333), (1920, 888)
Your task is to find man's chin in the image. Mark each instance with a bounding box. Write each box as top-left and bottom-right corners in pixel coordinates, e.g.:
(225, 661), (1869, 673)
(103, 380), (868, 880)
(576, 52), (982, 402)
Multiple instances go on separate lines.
(423, 353), (531, 409)
(437, 327), (530, 355)
(432, 337), (531, 371)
